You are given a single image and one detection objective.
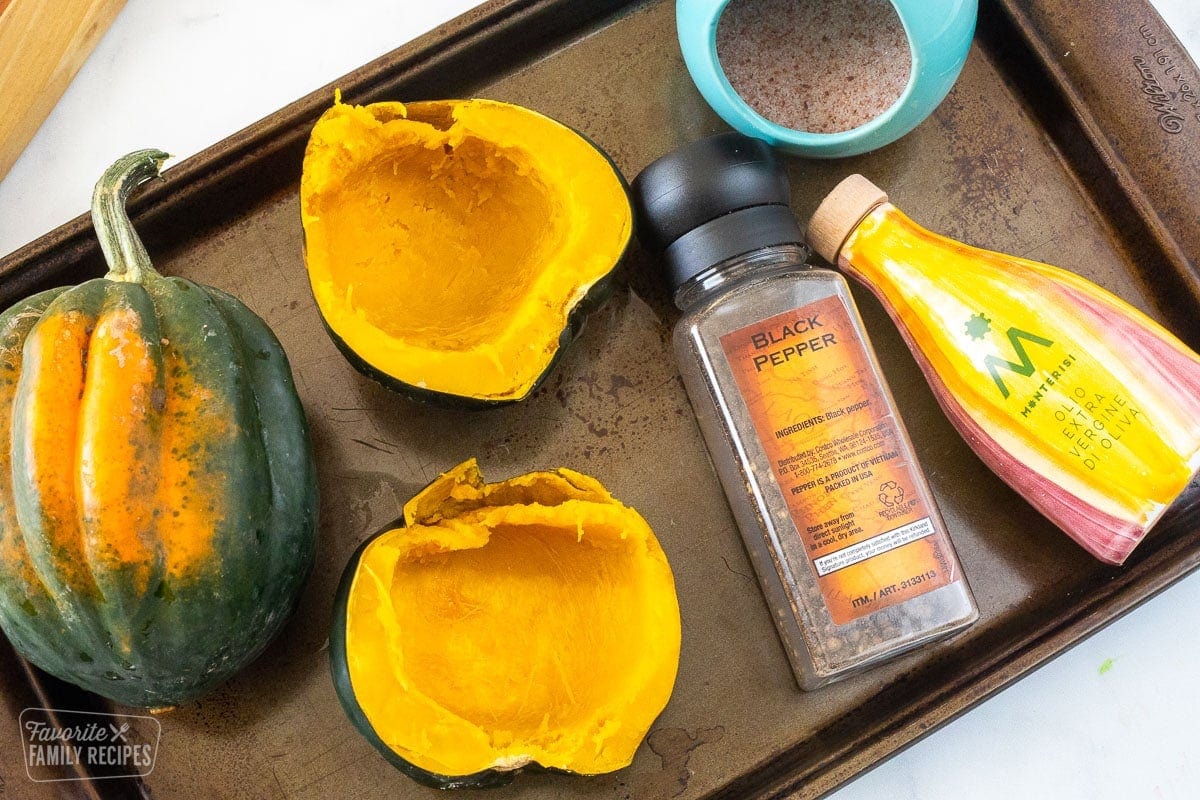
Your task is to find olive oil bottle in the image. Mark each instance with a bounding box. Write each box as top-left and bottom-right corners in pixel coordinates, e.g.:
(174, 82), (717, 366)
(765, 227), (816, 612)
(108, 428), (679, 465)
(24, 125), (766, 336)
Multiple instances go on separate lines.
(808, 175), (1200, 565)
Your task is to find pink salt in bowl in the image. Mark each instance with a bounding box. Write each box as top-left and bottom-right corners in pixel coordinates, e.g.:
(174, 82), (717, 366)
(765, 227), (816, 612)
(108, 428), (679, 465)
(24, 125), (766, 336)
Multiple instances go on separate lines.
(677, 0), (977, 157)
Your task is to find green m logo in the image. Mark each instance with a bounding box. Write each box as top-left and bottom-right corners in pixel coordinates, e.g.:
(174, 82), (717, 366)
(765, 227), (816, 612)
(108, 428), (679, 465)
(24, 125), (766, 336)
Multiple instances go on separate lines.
(983, 328), (1055, 398)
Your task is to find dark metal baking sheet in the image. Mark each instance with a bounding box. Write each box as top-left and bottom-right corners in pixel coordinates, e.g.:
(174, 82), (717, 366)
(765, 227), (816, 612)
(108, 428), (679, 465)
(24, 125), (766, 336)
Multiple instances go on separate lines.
(2, 0), (1199, 797)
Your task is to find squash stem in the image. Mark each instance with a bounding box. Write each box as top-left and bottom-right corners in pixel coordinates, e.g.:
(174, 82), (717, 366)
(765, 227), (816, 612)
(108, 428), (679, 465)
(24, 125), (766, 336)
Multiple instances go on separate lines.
(91, 149), (171, 283)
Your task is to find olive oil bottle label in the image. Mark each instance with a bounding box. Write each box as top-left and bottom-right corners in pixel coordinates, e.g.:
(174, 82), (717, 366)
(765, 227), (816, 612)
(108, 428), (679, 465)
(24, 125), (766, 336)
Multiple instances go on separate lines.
(720, 296), (952, 624)
(835, 201), (1200, 563)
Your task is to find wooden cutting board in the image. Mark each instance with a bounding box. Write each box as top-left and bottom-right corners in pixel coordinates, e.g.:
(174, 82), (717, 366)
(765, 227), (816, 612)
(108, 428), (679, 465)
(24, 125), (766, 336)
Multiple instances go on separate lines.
(0, 0), (126, 182)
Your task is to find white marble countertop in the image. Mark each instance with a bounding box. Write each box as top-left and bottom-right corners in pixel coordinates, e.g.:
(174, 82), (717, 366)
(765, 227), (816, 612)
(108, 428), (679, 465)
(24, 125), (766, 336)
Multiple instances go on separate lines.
(1, 1), (1198, 798)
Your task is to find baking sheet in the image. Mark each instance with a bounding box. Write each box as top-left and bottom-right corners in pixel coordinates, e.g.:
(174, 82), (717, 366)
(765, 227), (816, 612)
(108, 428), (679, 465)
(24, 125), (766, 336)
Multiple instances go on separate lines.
(2, 0), (1199, 797)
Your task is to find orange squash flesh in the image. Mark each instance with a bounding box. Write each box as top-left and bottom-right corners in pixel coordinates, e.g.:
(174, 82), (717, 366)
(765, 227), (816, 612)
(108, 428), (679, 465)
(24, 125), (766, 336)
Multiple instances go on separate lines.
(339, 460), (681, 781)
(300, 98), (633, 403)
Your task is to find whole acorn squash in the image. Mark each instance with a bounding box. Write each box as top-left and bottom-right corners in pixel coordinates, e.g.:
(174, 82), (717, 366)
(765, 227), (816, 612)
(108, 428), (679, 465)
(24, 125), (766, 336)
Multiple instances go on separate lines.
(330, 460), (681, 789)
(300, 97), (633, 407)
(0, 151), (317, 708)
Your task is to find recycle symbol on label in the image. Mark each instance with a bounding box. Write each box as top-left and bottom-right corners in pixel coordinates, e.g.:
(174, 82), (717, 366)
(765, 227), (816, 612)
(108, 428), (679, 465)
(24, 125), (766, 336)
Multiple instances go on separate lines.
(878, 481), (906, 507)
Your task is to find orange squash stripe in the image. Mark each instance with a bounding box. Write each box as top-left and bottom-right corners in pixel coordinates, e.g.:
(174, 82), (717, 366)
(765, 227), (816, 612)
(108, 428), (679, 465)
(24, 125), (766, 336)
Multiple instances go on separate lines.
(78, 300), (161, 593)
(18, 308), (98, 594)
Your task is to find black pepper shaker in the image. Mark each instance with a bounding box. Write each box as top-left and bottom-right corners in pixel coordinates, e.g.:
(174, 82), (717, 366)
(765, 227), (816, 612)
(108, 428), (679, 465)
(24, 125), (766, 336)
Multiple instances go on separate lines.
(633, 133), (977, 690)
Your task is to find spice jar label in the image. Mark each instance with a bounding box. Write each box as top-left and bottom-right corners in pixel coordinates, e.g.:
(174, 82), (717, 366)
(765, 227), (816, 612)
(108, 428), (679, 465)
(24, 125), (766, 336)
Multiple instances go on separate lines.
(720, 295), (953, 624)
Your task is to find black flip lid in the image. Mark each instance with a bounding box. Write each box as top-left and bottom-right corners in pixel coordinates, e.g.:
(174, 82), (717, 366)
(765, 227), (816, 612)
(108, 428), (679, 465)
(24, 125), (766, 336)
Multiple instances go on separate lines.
(631, 132), (803, 291)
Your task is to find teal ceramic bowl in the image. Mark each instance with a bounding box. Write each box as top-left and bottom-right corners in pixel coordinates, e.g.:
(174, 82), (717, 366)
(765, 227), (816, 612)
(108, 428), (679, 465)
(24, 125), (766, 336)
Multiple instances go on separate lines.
(677, 0), (977, 158)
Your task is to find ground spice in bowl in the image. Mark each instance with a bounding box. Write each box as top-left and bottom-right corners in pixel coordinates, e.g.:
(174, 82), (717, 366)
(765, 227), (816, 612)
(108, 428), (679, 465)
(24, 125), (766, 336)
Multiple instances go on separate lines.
(715, 0), (912, 133)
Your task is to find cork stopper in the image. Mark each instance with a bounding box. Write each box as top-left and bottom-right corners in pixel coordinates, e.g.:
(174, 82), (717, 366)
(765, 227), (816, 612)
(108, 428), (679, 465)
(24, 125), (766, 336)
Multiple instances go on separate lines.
(805, 175), (889, 263)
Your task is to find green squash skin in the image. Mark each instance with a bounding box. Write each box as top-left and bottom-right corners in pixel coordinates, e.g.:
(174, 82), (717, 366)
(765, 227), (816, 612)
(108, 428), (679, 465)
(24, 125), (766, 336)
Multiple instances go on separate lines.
(0, 276), (318, 708)
(304, 117), (635, 410)
(329, 520), (515, 790)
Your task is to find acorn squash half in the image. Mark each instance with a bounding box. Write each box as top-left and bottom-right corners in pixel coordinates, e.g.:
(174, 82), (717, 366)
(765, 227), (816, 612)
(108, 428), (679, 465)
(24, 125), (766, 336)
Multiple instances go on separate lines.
(300, 98), (633, 407)
(329, 460), (681, 789)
